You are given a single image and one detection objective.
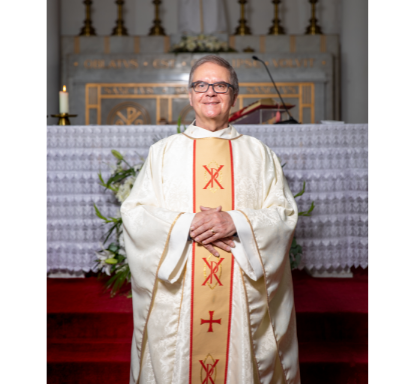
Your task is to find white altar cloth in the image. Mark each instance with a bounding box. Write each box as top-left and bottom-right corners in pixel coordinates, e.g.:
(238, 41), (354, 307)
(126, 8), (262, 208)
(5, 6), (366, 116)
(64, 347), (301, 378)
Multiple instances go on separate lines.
(47, 124), (368, 273)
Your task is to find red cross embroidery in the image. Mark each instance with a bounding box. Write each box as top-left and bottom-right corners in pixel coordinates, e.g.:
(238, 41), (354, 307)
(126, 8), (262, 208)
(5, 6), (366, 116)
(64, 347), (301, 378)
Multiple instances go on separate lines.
(199, 359), (219, 384)
(202, 258), (224, 287)
(203, 165), (224, 190)
(200, 311), (222, 332)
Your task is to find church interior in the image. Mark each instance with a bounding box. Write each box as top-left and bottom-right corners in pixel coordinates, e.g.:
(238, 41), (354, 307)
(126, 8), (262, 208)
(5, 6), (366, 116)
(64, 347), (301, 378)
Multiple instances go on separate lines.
(47, 1), (368, 383)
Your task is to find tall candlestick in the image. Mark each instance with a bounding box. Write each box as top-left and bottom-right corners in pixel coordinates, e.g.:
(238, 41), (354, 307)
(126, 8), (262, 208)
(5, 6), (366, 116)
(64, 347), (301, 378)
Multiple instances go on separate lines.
(268, 0), (285, 35)
(111, 0), (128, 36)
(149, 0), (166, 36)
(305, 0), (323, 35)
(59, 85), (69, 114)
(234, 0), (252, 36)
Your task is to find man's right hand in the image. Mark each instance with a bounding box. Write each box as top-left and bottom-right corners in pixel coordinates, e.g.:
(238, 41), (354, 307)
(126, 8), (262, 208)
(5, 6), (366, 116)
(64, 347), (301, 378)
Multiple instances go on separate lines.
(191, 206), (235, 257)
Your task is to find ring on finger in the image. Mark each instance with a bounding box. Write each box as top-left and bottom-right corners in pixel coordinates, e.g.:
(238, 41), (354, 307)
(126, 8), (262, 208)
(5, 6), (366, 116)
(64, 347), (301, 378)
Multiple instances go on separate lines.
(210, 228), (216, 234)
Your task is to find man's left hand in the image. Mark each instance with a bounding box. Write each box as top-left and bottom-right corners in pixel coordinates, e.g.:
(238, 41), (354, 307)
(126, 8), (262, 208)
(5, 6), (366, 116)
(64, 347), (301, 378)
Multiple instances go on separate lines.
(190, 206), (236, 245)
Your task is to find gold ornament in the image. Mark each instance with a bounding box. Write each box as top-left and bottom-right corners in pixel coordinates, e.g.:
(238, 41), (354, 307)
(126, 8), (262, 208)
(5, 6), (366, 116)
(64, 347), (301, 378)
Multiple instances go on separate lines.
(50, 113), (78, 126)
(149, 0), (166, 36)
(234, 0), (252, 36)
(268, 0), (285, 35)
(79, 0), (96, 36)
(305, 0), (323, 35)
(111, 0), (128, 36)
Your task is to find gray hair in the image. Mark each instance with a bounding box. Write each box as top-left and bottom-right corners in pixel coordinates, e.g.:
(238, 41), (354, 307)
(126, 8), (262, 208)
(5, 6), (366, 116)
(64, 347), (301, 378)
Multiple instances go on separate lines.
(188, 55), (239, 97)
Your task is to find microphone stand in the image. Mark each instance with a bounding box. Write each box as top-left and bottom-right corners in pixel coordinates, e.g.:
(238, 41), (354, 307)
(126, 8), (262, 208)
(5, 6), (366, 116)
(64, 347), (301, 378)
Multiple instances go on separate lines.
(252, 55), (299, 124)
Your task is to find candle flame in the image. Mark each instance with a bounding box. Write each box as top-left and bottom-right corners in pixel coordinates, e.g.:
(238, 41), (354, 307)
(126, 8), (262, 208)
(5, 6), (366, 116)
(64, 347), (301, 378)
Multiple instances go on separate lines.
(63, 85), (67, 92)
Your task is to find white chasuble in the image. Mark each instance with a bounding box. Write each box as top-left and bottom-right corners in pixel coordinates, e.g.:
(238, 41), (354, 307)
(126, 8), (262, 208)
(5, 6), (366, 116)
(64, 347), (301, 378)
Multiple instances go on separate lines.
(121, 124), (301, 384)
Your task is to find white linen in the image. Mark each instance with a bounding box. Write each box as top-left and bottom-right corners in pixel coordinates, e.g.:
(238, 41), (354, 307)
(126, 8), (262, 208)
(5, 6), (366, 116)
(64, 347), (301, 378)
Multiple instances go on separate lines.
(47, 124), (368, 273)
(178, 0), (227, 35)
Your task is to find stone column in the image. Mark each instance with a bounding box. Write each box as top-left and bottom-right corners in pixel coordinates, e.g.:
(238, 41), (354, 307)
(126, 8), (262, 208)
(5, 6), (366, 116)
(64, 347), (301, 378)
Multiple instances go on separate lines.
(47, 0), (60, 125)
(341, 0), (368, 123)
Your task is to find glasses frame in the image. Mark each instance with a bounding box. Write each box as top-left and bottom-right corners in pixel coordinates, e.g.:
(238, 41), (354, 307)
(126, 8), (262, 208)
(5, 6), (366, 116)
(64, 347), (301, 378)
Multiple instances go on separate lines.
(190, 81), (234, 94)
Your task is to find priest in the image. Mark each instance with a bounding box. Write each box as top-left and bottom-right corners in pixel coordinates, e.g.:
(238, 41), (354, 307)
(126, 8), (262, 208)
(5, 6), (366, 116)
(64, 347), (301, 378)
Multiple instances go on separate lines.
(121, 55), (301, 384)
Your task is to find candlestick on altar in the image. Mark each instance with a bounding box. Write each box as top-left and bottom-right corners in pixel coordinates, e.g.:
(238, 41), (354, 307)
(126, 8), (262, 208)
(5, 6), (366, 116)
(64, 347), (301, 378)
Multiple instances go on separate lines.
(52, 86), (77, 125)
(149, 0), (166, 36)
(79, 0), (96, 36)
(50, 113), (78, 126)
(268, 0), (285, 35)
(305, 0), (323, 35)
(234, 0), (252, 35)
(111, 0), (128, 36)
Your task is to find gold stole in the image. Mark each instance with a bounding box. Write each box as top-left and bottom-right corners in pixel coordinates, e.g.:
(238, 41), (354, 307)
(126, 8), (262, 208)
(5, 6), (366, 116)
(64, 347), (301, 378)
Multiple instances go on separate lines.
(190, 138), (235, 384)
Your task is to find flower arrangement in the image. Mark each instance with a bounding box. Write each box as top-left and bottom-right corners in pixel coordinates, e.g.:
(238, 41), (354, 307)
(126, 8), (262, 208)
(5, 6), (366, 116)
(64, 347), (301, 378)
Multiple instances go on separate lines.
(92, 150), (143, 296)
(171, 34), (236, 53)
(92, 123), (314, 296)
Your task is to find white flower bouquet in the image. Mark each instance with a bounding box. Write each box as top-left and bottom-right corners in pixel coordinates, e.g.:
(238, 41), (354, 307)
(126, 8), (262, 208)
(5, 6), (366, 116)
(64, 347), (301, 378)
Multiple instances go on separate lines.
(171, 34), (236, 53)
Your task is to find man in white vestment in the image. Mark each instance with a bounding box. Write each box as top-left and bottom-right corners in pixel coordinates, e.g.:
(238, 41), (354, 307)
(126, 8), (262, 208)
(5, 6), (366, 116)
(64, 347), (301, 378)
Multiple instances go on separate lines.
(122, 55), (301, 384)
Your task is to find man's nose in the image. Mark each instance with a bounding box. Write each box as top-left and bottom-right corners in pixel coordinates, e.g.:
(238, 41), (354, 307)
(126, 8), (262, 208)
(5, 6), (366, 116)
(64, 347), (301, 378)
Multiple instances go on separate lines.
(205, 85), (217, 96)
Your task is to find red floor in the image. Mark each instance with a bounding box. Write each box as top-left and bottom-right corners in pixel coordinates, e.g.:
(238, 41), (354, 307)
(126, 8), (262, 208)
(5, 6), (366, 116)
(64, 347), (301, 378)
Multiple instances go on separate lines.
(48, 268), (368, 383)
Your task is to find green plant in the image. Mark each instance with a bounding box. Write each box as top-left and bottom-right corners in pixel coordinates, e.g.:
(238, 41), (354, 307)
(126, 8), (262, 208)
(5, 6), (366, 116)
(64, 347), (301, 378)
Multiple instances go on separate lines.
(92, 150), (143, 297)
(289, 181), (315, 269)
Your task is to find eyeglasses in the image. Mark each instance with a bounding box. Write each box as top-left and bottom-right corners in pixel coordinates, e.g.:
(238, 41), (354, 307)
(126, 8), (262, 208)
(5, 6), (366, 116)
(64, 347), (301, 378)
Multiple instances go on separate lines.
(191, 81), (233, 94)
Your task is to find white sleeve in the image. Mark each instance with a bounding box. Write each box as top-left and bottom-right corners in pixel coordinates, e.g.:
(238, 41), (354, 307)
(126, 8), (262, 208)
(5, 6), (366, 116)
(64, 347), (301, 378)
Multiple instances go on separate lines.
(158, 212), (196, 284)
(227, 211), (264, 281)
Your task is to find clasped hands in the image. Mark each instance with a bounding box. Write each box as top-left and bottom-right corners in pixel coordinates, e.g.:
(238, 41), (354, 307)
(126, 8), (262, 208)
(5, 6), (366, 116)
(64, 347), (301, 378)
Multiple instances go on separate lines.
(190, 206), (236, 257)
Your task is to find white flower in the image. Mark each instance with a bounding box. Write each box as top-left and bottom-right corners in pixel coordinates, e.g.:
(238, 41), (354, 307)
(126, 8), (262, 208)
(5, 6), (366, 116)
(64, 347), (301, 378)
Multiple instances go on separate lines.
(187, 41), (196, 51)
(93, 248), (114, 276)
(116, 176), (136, 203)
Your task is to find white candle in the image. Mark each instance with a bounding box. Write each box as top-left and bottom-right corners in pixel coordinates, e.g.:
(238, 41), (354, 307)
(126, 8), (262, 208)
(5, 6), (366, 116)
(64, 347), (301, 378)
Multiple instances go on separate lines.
(59, 85), (69, 114)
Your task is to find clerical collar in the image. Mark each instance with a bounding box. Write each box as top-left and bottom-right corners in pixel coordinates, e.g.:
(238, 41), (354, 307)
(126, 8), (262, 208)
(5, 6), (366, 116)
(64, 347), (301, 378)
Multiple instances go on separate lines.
(185, 121), (239, 139)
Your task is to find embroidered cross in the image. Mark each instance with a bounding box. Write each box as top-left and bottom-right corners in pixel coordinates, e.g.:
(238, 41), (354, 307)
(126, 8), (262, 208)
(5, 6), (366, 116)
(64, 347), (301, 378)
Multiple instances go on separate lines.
(199, 359), (219, 384)
(203, 165), (224, 190)
(200, 311), (222, 332)
(202, 258), (224, 287)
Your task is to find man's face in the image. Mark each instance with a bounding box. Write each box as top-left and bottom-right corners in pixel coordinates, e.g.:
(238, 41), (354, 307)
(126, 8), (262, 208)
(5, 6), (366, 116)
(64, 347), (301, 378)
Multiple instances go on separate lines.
(188, 63), (237, 123)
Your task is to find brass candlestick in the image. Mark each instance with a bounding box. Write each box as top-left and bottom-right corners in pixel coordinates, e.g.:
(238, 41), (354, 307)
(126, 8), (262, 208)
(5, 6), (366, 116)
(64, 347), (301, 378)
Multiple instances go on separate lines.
(234, 0), (252, 36)
(268, 0), (285, 35)
(305, 0), (323, 35)
(148, 0), (166, 36)
(111, 0), (128, 36)
(79, 0), (96, 36)
(50, 113), (78, 126)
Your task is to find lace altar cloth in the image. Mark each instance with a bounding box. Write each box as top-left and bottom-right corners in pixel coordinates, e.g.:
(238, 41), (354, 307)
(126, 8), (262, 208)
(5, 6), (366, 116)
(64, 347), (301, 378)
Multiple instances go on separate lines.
(47, 125), (368, 272)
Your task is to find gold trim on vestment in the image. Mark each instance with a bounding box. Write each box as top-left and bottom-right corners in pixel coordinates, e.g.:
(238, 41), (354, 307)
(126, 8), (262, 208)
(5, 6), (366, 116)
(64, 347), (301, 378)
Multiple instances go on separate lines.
(239, 268), (263, 384)
(182, 133), (243, 141)
(237, 209), (289, 384)
(136, 212), (184, 383)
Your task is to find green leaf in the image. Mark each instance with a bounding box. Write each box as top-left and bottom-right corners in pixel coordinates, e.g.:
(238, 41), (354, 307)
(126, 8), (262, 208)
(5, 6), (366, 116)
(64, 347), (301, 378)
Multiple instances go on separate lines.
(106, 170), (133, 187)
(105, 258), (118, 265)
(94, 204), (112, 223)
(98, 172), (106, 186)
(111, 150), (124, 161)
(294, 181), (306, 198)
(177, 115), (182, 133)
(298, 201), (315, 217)
(108, 243), (118, 253)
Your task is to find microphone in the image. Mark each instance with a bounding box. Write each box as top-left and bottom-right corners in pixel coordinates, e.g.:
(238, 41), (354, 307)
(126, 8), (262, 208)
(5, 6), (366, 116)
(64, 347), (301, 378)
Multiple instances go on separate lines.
(252, 56), (299, 124)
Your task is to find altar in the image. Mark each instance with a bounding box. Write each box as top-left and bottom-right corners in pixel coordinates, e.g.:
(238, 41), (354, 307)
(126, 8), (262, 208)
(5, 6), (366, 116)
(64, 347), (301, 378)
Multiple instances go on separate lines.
(61, 35), (339, 126)
(47, 124), (368, 274)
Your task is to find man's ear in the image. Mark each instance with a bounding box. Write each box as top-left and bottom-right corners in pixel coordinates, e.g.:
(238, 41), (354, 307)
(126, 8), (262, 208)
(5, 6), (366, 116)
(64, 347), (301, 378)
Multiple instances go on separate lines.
(231, 93), (238, 107)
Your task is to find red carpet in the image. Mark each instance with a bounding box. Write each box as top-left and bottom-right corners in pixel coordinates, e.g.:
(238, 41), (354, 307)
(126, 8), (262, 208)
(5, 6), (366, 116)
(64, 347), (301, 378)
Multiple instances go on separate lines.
(48, 268), (367, 383)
